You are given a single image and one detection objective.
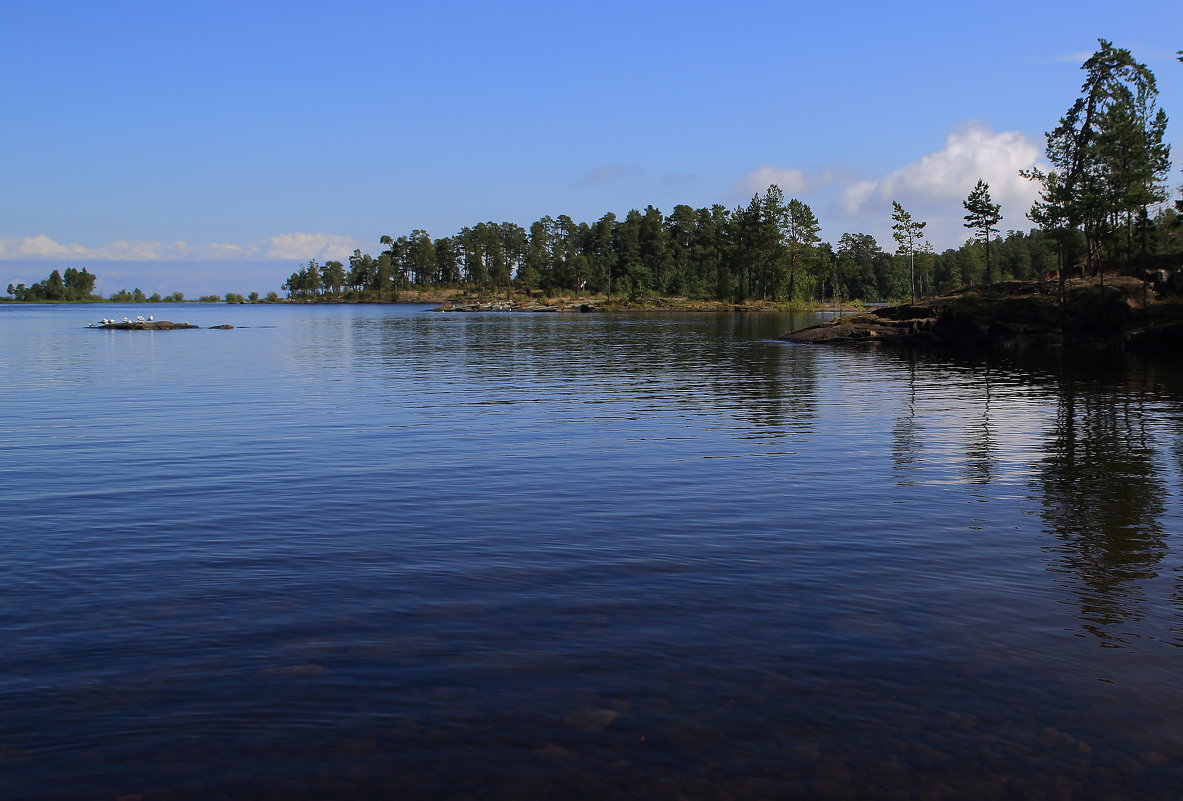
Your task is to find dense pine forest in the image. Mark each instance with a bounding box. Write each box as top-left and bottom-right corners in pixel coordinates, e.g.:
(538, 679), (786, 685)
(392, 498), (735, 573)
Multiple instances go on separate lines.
(281, 201), (1182, 306)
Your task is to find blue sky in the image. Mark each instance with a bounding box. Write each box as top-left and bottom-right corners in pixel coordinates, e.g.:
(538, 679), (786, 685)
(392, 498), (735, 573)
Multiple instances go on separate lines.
(4, 0), (1182, 296)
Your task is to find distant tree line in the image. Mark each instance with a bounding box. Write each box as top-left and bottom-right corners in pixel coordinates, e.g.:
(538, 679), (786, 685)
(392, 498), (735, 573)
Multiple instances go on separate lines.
(104, 289), (278, 304)
(283, 200), (1179, 306)
(4, 269), (285, 304)
(107, 288), (187, 303)
(282, 190), (984, 306)
(286, 193), (845, 304)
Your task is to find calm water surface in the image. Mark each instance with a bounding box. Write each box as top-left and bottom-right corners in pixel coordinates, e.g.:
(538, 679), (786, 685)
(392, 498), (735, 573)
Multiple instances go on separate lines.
(4, 303), (1183, 800)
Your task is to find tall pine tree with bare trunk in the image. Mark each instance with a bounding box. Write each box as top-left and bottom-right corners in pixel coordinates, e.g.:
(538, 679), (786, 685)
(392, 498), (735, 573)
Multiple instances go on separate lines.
(891, 201), (927, 303)
(963, 180), (1002, 283)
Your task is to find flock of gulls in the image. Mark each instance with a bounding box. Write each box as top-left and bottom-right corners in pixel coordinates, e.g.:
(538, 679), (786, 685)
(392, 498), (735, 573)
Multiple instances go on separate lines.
(88, 315), (155, 327)
(86, 315), (206, 330)
(85, 314), (227, 331)
(87, 312), (160, 324)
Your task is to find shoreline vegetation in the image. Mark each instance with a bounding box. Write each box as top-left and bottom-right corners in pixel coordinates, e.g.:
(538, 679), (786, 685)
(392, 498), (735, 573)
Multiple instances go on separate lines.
(299, 288), (843, 314)
(3, 282), (853, 314)
(3, 270), (275, 305)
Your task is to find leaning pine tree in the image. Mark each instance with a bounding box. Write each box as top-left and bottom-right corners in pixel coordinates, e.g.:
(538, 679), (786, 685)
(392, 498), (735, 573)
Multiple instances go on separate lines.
(1022, 40), (1171, 281)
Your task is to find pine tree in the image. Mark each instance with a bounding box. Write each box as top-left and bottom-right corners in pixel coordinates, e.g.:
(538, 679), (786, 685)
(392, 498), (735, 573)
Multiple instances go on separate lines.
(963, 180), (1002, 283)
(1023, 40), (1170, 278)
(890, 202), (927, 303)
(785, 199), (821, 301)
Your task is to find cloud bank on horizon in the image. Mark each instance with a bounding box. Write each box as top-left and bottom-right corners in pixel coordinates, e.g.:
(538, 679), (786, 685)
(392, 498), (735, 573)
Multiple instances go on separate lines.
(0, 232), (364, 264)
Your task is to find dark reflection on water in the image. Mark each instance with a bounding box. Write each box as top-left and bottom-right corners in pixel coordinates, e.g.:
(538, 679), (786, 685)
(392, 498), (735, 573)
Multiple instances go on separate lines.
(4, 305), (1183, 800)
(1038, 361), (1169, 642)
(875, 346), (1183, 648)
(891, 362), (925, 487)
(961, 367), (998, 486)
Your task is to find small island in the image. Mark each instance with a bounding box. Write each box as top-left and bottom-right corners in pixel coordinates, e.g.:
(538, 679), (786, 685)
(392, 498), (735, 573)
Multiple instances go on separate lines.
(87, 318), (232, 330)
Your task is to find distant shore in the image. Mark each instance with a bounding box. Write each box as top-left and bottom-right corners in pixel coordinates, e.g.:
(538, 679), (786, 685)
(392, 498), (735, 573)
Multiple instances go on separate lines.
(430, 296), (829, 314)
(413, 289), (841, 313)
(4, 293), (845, 313)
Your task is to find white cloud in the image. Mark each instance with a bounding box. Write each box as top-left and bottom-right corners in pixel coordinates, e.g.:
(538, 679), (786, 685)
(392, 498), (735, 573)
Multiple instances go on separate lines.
(101, 239), (195, 260)
(256, 233), (361, 260)
(0, 232), (365, 262)
(835, 121), (1048, 249)
(727, 122), (1047, 250)
(736, 165), (834, 196)
(841, 121), (1044, 216)
(841, 180), (876, 213)
(2, 234), (101, 259)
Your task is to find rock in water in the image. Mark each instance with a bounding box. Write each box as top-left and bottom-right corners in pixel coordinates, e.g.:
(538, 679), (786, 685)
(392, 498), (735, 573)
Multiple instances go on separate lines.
(563, 708), (619, 732)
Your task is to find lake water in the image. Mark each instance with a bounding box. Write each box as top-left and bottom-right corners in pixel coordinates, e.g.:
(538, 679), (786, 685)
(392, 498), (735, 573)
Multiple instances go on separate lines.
(4, 302), (1183, 800)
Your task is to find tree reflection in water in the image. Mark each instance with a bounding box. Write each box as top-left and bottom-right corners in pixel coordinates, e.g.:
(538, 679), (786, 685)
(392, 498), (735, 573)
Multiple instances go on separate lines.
(1037, 371), (1167, 642)
(891, 361), (925, 486)
(882, 346), (1181, 648)
(962, 365), (996, 486)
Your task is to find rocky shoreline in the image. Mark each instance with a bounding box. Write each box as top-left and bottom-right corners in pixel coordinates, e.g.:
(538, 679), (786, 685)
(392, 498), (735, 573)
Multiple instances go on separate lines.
(781, 275), (1183, 353)
(434, 300), (597, 313)
(432, 297), (798, 313)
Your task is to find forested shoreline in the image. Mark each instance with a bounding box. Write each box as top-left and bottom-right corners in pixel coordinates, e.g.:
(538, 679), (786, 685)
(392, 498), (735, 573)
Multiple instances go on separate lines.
(5, 268), (102, 303)
(281, 201), (1180, 307)
(4, 270), (278, 304)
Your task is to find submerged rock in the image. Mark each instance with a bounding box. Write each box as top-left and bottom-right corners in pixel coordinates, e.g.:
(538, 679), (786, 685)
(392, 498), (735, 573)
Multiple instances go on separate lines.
(264, 663), (329, 676)
(563, 708), (619, 732)
(534, 743), (576, 761)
